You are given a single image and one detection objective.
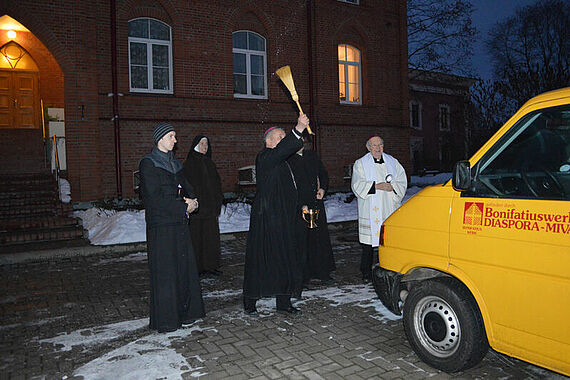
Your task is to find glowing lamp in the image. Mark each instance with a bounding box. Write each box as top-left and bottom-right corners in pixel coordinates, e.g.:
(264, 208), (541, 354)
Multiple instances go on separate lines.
(7, 30), (16, 39)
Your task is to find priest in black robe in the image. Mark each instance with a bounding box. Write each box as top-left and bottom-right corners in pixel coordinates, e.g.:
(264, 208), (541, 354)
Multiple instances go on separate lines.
(243, 114), (309, 315)
(139, 122), (205, 333)
(288, 137), (335, 288)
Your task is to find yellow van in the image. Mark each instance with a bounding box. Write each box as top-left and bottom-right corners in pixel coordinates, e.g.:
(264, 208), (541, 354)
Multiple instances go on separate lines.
(373, 87), (570, 375)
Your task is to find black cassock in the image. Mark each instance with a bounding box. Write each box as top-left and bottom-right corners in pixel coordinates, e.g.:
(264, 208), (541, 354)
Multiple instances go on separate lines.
(139, 148), (205, 333)
(288, 150), (336, 282)
(243, 132), (303, 299)
(182, 136), (223, 273)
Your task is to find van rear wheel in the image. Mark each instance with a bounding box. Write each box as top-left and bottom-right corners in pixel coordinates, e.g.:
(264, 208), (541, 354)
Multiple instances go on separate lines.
(403, 278), (488, 372)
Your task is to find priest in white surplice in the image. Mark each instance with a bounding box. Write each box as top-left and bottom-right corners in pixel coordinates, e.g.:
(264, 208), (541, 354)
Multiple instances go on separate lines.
(351, 135), (407, 282)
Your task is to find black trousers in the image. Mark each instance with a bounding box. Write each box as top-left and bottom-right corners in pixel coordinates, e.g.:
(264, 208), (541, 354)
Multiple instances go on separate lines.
(360, 243), (374, 278)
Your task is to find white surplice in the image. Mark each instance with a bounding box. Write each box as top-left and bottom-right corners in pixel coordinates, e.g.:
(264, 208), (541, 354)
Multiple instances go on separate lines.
(351, 152), (407, 247)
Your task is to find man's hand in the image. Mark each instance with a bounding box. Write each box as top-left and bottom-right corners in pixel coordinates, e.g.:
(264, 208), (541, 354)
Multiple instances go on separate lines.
(295, 113), (309, 133)
(302, 205), (309, 212)
(316, 188), (325, 200)
(184, 197), (199, 213)
(375, 182), (394, 192)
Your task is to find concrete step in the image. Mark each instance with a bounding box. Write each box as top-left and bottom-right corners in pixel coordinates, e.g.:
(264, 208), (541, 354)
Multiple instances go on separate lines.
(0, 236), (91, 255)
(0, 197), (57, 209)
(0, 216), (81, 231)
(0, 224), (87, 245)
(0, 189), (57, 201)
(0, 202), (58, 219)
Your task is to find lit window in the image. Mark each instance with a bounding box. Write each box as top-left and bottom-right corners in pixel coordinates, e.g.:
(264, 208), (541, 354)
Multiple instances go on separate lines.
(338, 44), (361, 104)
(410, 100), (422, 129)
(439, 104), (450, 131)
(128, 18), (173, 93)
(338, 0), (360, 4)
(233, 31), (267, 99)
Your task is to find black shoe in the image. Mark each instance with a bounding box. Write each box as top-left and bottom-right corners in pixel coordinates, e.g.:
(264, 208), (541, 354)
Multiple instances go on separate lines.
(362, 275), (372, 284)
(157, 326), (178, 333)
(277, 306), (301, 314)
(244, 297), (257, 315)
(211, 269), (223, 276)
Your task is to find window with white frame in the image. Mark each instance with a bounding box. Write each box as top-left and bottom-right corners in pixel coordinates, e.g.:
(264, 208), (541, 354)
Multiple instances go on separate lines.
(233, 31), (267, 99)
(439, 104), (450, 131)
(338, 44), (362, 104)
(128, 18), (173, 93)
(410, 100), (422, 129)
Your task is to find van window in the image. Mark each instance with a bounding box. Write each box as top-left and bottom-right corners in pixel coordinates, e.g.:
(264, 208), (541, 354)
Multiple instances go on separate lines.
(471, 105), (570, 200)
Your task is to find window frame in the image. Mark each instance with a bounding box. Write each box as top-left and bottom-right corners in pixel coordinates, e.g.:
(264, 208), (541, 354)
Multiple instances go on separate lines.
(338, 44), (362, 105)
(128, 17), (173, 94)
(338, 0), (360, 4)
(467, 105), (570, 201)
(232, 30), (268, 100)
(439, 104), (451, 131)
(410, 100), (422, 129)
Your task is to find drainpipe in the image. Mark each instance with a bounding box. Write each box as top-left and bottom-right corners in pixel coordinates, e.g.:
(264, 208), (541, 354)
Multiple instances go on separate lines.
(110, 0), (122, 198)
(306, 0), (317, 152)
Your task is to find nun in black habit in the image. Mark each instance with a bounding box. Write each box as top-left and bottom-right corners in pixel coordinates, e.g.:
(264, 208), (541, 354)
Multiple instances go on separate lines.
(139, 122), (205, 333)
(243, 114), (309, 315)
(288, 137), (336, 286)
(182, 136), (223, 276)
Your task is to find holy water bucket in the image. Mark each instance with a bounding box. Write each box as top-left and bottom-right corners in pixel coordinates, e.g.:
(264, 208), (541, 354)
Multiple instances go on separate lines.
(302, 208), (320, 229)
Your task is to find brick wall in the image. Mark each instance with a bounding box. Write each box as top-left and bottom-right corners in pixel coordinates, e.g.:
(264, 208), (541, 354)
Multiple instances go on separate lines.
(2, 0), (409, 200)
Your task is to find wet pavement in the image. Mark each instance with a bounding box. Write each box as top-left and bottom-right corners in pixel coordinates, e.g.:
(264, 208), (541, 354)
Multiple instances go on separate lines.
(0, 221), (566, 379)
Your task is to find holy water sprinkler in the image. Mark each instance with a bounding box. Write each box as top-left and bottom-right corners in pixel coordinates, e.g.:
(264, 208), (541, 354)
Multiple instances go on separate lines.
(275, 65), (314, 135)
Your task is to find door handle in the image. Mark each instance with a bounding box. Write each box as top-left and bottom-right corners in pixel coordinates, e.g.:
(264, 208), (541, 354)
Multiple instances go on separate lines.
(13, 99), (17, 108)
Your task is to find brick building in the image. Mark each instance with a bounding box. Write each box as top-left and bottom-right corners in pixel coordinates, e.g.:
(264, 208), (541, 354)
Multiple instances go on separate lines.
(0, 0), (409, 201)
(408, 69), (475, 174)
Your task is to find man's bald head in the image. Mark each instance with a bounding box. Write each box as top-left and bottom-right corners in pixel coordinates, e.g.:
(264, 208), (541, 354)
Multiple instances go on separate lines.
(366, 136), (384, 159)
(264, 127), (286, 149)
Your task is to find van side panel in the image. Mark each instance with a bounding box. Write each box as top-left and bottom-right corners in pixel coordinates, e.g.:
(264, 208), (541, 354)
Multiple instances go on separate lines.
(449, 193), (570, 375)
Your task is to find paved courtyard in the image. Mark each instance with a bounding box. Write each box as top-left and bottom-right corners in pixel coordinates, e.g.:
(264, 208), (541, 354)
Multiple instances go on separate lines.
(0, 222), (565, 379)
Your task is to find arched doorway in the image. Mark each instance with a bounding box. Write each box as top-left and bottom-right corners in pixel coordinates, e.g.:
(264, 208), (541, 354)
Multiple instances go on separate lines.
(0, 15), (64, 175)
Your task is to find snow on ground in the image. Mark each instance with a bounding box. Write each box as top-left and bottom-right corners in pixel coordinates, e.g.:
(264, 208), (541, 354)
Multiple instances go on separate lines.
(40, 285), (400, 379)
(58, 178), (72, 203)
(70, 322), (213, 379)
(74, 174), (450, 246)
(76, 208), (147, 246)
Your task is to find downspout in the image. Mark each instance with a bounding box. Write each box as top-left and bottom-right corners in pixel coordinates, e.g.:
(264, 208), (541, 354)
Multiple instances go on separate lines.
(111, 0), (122, 198)
(306, 0), (317, 152)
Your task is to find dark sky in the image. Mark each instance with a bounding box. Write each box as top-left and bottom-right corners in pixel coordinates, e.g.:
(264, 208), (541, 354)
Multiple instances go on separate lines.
(470, 0), (537, 80)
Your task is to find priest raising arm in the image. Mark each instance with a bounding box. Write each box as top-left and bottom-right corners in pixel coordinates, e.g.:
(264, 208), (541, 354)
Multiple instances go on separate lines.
(351, 135), (407, 283)
(243, 113), (309, 315)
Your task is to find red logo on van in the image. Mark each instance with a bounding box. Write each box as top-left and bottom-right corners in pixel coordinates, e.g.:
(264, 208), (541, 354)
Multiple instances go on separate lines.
(464, 202), (484, 225)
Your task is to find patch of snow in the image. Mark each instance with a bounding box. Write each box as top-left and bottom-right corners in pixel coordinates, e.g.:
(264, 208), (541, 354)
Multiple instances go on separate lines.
(73, 327), (212, 380)
(59, 178), (71, 203)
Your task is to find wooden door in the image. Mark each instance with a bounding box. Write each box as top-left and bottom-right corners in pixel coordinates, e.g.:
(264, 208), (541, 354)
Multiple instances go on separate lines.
(0, 71), (12, 128)
(0, 70), (40, 129)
